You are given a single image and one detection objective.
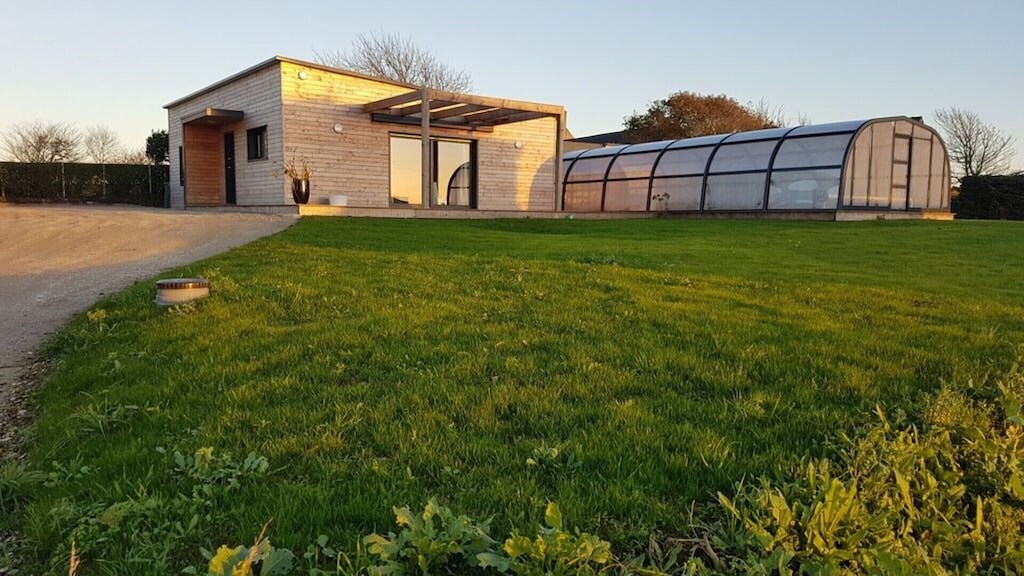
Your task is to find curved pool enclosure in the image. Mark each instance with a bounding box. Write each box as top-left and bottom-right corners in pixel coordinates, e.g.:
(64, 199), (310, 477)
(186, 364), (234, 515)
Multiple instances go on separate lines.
(562, 117), (951, 216)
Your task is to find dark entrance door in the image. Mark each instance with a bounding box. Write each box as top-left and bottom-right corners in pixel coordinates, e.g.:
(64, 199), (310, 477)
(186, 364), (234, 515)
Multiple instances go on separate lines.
(224, 132), (236, 205)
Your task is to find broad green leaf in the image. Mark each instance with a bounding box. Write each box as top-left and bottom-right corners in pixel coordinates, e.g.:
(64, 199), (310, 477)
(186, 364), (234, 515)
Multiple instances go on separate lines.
(206, 545), (247, 576)
(477, 552), (511, 571)
(544, 502), (563, 531)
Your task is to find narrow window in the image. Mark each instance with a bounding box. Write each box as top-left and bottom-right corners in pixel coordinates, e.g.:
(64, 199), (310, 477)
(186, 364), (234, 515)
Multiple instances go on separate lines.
(178, 146), (185, 186)
(247, 126), (268, 161)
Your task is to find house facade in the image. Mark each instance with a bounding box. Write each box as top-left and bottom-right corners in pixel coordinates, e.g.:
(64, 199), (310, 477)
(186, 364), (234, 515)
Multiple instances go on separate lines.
(166, 56), (566, 213)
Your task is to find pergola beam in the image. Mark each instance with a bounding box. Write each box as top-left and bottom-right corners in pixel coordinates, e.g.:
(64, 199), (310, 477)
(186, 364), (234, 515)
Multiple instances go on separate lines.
(369, 113), (494, 132)
(482, 111), (548, 127)
(362, 90), (423, 113)
(393, 99), (459, 117)
(430, 104), (495, 120)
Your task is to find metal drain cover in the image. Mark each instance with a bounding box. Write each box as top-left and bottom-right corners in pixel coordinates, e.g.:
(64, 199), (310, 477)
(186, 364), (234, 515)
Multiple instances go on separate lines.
(155, 277), (210, 306)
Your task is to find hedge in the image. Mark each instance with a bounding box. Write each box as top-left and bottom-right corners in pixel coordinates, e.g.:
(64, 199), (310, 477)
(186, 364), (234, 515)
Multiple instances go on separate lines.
(955, 175), (1024, 220)
(0, 162), (169, 207)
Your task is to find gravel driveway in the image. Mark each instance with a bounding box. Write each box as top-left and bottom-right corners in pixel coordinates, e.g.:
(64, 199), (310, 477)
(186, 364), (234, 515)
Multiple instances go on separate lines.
(0, 204), (296, 448)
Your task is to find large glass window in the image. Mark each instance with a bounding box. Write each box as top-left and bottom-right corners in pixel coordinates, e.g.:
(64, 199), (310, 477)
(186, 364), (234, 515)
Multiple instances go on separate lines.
(772, 134), (851, 169)
(709, 141), (776, 173)
(705, 173), (766, 210)
(655, 146), (714, 177)
(604, 180), (649, 211)
(567, 156), (615, 182)
(607, 152), (659, 180)
(563, 182), (603, 211)
(390, 135), (476, 207)
(390, 136), (421, 205)
(768, 169), (840, 210)
(651, 177), (702, 211)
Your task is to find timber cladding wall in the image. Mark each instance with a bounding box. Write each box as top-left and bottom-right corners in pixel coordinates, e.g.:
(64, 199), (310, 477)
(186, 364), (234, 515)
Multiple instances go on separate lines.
(167, 64), (285, 208)
(279, 61), (558, 210)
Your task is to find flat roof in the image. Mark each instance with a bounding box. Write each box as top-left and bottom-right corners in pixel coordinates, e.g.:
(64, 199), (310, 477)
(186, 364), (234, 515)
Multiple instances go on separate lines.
(163, 55), (562, 114)
(164, 55), (419, 109)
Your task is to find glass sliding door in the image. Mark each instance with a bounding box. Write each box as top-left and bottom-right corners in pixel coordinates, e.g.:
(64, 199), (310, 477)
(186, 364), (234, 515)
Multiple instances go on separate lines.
(434, 140), (473, 207)
(389, 136), (422, 205)
(389, 135), (476, 208)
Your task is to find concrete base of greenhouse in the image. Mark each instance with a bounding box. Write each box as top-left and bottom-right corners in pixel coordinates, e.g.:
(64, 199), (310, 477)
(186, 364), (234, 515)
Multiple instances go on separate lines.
(185, 205), (954, 221)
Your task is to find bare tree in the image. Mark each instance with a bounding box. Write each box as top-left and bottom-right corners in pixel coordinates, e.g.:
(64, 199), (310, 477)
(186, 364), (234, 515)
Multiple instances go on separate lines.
(83, 125), (122, 163)
(114, 147), (149, 164)
(933, 107), (1016, 179)
(1, 121), (80, 162)
(315, 31), (472, 92)
(748, 98), (810, 127)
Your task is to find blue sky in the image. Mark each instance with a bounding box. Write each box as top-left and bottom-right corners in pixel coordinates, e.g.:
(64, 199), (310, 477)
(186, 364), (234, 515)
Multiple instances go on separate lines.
(2, 0), (1021, 167)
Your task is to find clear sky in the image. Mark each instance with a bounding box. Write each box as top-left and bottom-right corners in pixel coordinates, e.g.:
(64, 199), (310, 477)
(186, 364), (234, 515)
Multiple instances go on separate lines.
(2, 0), (1021, 168)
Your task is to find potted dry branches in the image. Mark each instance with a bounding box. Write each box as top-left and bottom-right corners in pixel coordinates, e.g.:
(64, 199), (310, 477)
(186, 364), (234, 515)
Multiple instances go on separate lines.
(284, 153), (314, 204)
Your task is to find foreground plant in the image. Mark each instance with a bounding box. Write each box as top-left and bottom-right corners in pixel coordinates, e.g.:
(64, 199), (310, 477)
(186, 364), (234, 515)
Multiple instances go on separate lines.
(712, 367), (1024, 574)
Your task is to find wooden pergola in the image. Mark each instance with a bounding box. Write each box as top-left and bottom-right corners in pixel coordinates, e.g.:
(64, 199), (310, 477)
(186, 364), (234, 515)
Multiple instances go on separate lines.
(363, 88), (567, 210)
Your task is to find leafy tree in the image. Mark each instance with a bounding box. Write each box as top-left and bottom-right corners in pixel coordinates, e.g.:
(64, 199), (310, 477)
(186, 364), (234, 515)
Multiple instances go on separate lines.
(623, 92), (780, 144)
(83, 125), (122, 163)
(1, 121), (80, 162)
(934, 107), (1016, 179)
(146, 129), (169, 164)
(314, 31), (472, 92)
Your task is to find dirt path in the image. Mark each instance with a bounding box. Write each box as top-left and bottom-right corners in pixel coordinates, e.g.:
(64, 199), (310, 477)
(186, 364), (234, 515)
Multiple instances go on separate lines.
(0, 204), (296, 450)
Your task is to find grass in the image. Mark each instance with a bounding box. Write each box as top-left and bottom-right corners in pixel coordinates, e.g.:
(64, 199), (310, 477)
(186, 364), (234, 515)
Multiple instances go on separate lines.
(11, 217), (1024, 572)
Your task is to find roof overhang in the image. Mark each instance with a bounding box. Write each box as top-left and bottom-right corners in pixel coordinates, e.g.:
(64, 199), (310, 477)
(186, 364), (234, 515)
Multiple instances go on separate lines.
(363, 88), (563, 132)
(181, 108), (245, 126)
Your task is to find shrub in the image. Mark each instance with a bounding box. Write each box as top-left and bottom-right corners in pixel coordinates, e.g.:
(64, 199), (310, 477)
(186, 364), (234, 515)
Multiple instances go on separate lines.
(955, 175), (1024, 220)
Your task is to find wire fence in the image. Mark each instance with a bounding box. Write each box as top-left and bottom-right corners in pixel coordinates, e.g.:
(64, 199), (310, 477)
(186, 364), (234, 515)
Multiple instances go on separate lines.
(0, 162), (170, 207)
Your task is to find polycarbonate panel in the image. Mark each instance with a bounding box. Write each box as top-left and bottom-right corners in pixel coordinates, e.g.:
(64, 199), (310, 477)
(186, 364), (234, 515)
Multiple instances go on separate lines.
(606, 151), (660, 180)
(893, 163), (909, 188)
(893, 136), (910, 162)
(786, 120), (866, 137)
(928, 142), (946, 208)
(768, 169), (840, 209)
(651, 176), (702, 211)
(908, 137), (932, 208)
(708, 141), (777, 173)
(563, 149), (587, 161)
(563, 182), (603, 211)
(604, 179), (650, 212)
(891, 189), (907, 210)
(868, 123), (894, 207)
(578, 145), (627, 158)
(772, 134), (852, 169)
(726, 127), (792, 143)
(567, 156), (615, 182)
(620, 141), (674, 154)
(704, 172), (766, 210)
(667, 134), (730, 149)
(848, 129), (872, 206)
(655, 146), (714, 177)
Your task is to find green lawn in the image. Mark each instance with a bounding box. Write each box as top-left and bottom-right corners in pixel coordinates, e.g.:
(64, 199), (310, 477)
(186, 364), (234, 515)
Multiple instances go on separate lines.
(14, 217), (1024, 572)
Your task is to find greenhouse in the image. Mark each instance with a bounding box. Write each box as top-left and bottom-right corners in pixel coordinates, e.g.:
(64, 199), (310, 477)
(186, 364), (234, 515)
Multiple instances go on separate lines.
(561, 117), (951, 218)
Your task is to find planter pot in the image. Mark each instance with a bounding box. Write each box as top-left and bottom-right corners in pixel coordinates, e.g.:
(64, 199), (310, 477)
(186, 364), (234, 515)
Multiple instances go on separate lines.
(328, 194), (348, 207)
(291, 179), (310, 204)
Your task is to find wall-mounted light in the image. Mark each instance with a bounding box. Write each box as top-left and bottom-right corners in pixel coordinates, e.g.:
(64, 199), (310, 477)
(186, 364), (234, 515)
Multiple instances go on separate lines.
(514, 140), (524, 149)
(298, 71), (309, 80)
(333, 123), (344, 134)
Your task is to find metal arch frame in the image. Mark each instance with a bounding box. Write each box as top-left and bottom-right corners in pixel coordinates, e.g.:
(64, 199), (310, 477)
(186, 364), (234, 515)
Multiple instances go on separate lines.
(699, 133), (740, 211)
(599, 146), (631, 211)
(561, 148), (610, 211)
(762, 126), (803, 211)
(644, 140), (682, 211)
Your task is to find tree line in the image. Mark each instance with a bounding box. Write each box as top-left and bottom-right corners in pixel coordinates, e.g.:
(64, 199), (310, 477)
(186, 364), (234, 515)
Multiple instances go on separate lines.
(0, 122), (168, 166)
